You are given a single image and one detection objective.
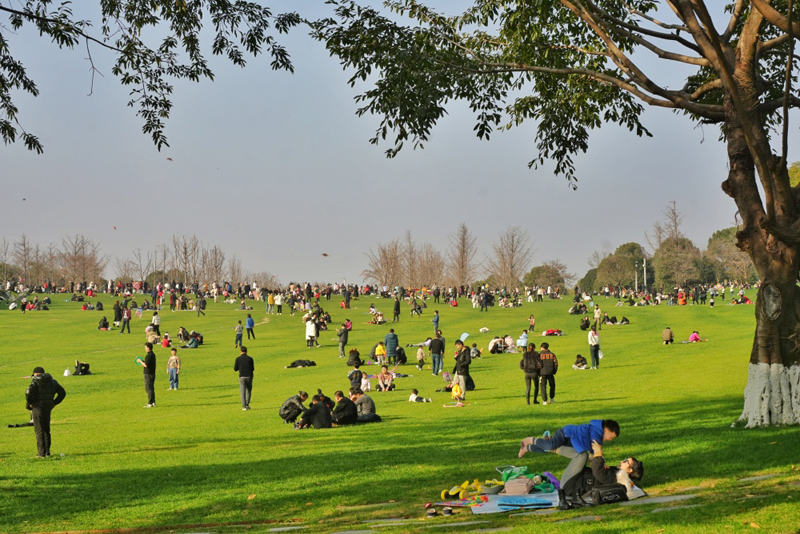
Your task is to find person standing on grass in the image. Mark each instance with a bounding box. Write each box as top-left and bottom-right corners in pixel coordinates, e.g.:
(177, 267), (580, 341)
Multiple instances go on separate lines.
(520, 343), (541, 405)
(384, 328), (399, 365)
(274, 291), (283, 315)
(151, 311), (161, 336)
(518, 419), (621, 489)
(196, 294), (206, 317)
(588, 325), (600, 369)
(538, 342), (558, 405)
(393, 297), (401, 322)
(234, 346), (254, 410)
(234, 320), (244, 348)
(593, 304), (602, 331)
(432, 310), (440, 333)
(25, 366), (66, 457)
(120, 306), (132, 334)
(166, 348), (181, 390)
(452, 339), (471, 402)
(141, 342), (157, 408)
(337, 322), (349, 358)
(245, 314), (256, 340)
(430, 331), (445, 376)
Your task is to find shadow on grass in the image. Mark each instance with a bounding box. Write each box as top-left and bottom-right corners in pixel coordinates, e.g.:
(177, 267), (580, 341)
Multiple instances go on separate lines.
(1, 394), (797, 533)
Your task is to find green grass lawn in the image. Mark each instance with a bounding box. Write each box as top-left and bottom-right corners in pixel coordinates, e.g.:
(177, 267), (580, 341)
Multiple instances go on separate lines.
(1, 292), (798, 533)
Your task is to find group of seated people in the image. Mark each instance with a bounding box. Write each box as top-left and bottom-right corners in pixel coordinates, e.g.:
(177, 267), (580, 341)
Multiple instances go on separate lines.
(279, 387), (382, 429)
(569, 302), (588, 315)
(488, 335), (516, 354)
(175, 326), (203, 348)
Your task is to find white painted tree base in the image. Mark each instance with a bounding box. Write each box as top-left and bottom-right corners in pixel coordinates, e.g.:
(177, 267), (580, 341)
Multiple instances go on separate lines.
(736, 362), (800, 427)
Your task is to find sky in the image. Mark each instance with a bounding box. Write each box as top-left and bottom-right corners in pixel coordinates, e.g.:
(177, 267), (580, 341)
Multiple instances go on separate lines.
(1, 2), (793, 285)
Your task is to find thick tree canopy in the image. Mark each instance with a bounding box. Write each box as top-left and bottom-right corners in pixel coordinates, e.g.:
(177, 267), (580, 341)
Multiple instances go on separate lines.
(315, 1), (800, 427)
(1, 1), (300, 152)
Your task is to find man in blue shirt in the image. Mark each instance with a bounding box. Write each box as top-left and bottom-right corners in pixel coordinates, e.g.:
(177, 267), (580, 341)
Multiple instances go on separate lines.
(518, 419), (620, 486)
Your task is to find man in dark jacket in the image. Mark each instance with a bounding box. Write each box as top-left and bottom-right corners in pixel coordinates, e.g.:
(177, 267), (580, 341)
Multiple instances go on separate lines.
(538, 342), (558, 405)
(141, 342), (157, 408)
(429, 332), (445, 376)
(297, 395), (333, 429)
(234, 346), (255, 410)
(331, 390), (358, 425)
(520, 343), (541, 405)
(452, 339), (471, 401)
(337, 323), (349, 358)
(25, 367), (66, 457)
(392, 297), (401, 322)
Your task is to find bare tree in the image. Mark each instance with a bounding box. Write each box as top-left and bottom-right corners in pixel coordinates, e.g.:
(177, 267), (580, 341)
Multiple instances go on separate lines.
(115, 258), (137, 282)
(171, 235), (200, 286)
(249, 270), (280, 289)
(0, 238), (14, 282)
(401, 230), (418, 288)
(130, 249), (154, 283)
(485, 226), (534, 290)
(152, 243), (172, 285)
(13, 233), (34, 282)
(446, 222), (479, 287)
(59, 235), (109, 284)
(587, 249), (609, 270)
(419, 243), (445, 286)
(200, 244), (226, 284)
(227, 255), (244, 284)
(364, 239), (402, 288)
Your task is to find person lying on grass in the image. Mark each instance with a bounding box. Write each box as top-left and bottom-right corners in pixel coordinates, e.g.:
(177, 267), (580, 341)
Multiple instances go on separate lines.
(519, 419), (620, 487)
(559, 440), (644, 509)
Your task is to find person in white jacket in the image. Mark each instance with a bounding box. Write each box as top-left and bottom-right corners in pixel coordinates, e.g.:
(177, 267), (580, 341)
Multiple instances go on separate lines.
(588, 326), (600, 369)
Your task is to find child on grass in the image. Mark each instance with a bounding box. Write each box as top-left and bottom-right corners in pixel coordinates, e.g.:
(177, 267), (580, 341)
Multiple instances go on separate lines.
(408, 388), (432, 403)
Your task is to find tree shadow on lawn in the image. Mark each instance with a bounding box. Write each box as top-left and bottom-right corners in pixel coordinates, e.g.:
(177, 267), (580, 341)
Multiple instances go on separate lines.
(2, 395), (797, 532)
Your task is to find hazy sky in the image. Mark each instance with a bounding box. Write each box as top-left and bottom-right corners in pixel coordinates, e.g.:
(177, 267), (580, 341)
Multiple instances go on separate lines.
(2, 2), (793, 284)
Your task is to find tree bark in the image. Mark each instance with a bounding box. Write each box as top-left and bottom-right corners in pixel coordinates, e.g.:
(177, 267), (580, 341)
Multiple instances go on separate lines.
(722, 101), (800, 427)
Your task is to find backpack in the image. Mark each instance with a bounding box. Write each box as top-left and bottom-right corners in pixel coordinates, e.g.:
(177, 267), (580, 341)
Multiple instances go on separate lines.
(590, 484), (629, 505)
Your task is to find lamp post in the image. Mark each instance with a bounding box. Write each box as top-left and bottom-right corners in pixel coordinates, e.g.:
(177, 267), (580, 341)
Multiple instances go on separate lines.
(635, 261), (639, 292)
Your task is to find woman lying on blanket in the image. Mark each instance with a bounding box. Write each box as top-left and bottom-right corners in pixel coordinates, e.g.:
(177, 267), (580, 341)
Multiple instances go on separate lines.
(559, 440), (644, 509)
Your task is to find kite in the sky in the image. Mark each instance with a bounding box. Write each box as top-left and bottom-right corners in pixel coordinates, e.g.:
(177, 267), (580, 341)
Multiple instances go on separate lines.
(321, 253), (329, 257)
(166, 157), (173, 162)
(113, 226), (117, 230)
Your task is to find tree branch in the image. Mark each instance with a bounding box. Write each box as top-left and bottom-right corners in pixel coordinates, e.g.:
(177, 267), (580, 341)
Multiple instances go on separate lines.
(463, 58), (724, 119)
(565, 0), (718, 118)
(722, 0), (746, 41)
(0, 5), (124, 53)
(751, 0), (800, 35)
(779, 0), (795, 169)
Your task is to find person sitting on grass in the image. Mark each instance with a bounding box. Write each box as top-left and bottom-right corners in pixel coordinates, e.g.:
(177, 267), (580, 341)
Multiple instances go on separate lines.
(295, 394), (333, 429)
(375, 365), (395, 392)
(351, 387), (381, 423)
(408, 388), (432, 402)
(181, 332), (200, 349)
(573, 354), (588, 370)
(278, 391), (308, 424)
(579, 316), (590, 331)
(348, 362), (363, 389)
(331, 390), (358, 425)
(98, 316), (109, 330)
(519, 419), (621, 488)
(688, 330), (701, 342)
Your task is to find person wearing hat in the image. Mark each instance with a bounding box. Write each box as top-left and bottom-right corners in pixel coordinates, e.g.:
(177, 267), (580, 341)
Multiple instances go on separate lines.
(452, 339), (472, 402)
(25, 367), (67, 458)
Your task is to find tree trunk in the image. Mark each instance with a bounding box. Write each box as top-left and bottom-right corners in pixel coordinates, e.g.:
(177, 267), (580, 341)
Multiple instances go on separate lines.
(723, 111), (800, 427)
